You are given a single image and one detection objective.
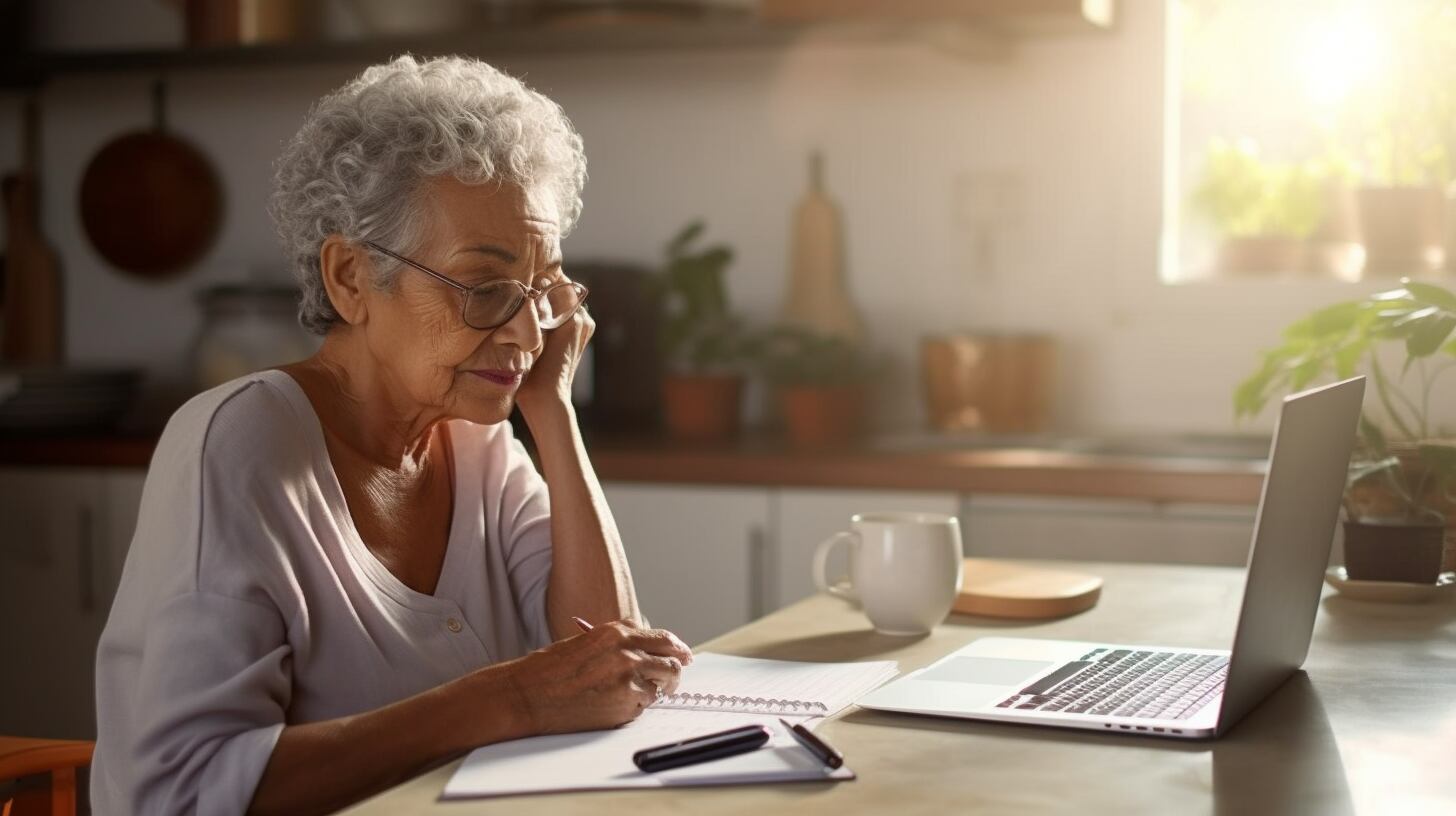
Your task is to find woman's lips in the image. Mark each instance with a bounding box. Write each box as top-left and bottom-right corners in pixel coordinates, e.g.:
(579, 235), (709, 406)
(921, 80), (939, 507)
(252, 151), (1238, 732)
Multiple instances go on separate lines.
(470, 369), (523, 387)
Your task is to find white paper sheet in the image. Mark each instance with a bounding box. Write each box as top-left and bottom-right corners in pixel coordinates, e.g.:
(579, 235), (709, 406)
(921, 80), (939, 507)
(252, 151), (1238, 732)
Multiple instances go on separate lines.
(441, 709), (851, 799)
(441, 652), (898, 800)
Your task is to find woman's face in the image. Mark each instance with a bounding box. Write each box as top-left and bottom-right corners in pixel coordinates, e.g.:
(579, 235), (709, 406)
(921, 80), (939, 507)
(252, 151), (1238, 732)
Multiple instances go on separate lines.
(360, 176), (564, 426)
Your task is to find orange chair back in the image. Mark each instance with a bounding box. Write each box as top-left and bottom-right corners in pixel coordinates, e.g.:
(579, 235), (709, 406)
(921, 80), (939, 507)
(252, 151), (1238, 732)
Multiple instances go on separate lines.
(0, 737), (94, 816)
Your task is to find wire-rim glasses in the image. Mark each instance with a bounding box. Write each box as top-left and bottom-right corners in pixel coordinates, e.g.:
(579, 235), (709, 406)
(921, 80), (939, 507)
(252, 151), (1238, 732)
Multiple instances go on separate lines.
(365, 241), (589, 331)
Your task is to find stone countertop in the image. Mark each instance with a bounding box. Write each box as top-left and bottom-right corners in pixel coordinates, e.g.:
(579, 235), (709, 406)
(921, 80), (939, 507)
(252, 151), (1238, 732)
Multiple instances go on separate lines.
(0, 431), (1266, 504)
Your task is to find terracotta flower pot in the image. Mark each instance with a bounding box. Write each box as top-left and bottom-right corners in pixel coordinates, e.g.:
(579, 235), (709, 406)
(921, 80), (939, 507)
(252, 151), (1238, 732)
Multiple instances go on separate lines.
(779, 384), (863, 448)
(1343, 519), (1445, 583)
(1214, 236), (1307, 276)
(661, 374), (743, 442)
(1355, 185), (1447, 276)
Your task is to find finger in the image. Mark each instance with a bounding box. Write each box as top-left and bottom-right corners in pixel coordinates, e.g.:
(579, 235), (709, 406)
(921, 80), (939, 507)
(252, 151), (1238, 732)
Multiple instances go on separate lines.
(632, 653), (684, 697)
(623, 628), (694, 663)
(626, 676), (659, 712)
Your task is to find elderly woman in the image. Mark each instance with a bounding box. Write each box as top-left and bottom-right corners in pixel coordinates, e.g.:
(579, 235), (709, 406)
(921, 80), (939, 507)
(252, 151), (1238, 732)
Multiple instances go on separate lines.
(91, 55), (691, 815)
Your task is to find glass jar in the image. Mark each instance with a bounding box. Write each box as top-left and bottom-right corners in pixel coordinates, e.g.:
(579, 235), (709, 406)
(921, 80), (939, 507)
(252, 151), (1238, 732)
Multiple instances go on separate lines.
(192, 284), (318, 389)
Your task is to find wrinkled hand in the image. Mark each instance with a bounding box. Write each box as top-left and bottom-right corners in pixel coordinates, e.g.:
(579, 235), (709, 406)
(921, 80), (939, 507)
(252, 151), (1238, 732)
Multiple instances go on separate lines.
(507, 620), (693, 735)
(515, 306), (593, 422)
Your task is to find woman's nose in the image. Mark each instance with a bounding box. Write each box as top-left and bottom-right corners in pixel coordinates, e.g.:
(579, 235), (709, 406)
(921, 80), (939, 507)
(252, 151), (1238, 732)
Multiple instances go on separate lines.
(491, 295), (544, 353)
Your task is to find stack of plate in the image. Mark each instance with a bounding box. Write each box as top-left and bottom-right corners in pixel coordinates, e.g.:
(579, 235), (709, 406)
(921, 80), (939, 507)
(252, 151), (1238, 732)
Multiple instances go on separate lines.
(0, 366), (142, 432)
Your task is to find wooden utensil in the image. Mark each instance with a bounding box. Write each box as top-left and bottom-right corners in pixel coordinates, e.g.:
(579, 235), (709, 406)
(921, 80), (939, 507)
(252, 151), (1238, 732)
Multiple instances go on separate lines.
(952, 558), (1102, 619)
(78, 80), (221, 279)
(781, 152), (864, 343)
(2, 95), (63, 364)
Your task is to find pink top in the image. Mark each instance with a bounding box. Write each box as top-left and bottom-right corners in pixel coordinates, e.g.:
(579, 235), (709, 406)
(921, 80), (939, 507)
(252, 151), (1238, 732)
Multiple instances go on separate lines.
(91, 369), (555, 815)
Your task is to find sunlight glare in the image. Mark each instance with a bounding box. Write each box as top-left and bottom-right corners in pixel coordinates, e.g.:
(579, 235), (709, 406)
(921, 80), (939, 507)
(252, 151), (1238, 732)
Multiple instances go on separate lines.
(1296, 10), (1387, 109)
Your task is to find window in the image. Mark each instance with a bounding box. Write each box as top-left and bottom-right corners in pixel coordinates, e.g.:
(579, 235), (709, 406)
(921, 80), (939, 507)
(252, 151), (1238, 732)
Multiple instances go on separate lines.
(1165, 0), (1456, 283)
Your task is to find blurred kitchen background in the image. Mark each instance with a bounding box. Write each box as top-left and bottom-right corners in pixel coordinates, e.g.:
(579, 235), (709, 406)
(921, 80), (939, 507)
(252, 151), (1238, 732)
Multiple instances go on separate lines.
(5, 0), (1456, 741)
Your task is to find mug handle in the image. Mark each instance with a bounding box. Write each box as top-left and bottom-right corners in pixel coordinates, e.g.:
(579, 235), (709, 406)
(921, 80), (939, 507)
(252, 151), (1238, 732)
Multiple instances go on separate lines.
(813, 531), (859, 602)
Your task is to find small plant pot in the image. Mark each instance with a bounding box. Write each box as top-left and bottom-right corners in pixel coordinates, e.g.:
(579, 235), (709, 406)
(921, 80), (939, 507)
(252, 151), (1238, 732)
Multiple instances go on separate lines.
(1355, 185), (1447, 276)
(661, 373), (743, 441)
(1214, 236), (1307, 276)
(1343, 519), (1445, 583)
(779, 385), (863, 448)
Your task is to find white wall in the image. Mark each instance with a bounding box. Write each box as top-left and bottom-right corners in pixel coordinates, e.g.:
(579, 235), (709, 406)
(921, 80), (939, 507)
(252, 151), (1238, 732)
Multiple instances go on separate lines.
(2, 0), (1433, 434)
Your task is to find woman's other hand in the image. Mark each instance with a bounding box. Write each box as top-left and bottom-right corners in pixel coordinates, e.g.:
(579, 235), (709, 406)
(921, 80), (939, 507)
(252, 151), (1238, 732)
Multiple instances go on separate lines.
(515, 305), (593, 423)
(504, 620), (692, 734)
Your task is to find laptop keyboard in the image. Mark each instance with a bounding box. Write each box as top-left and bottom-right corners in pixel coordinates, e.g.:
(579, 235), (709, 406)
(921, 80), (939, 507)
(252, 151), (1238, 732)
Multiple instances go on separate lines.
(995, 648), (1229, 720)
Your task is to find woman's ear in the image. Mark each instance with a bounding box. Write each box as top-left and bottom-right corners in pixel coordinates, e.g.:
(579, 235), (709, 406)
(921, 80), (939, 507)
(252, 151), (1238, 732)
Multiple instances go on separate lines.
(319, 235), (369, 326)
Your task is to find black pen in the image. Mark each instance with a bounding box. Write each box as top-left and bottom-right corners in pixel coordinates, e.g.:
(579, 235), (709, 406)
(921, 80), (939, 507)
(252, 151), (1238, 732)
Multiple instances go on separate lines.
(778, 718), (845, 770)
(633, 725), (772, 773)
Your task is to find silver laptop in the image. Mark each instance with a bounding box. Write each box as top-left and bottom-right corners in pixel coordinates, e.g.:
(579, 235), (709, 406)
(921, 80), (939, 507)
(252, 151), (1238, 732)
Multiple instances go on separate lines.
(857, 377), (1365, 739)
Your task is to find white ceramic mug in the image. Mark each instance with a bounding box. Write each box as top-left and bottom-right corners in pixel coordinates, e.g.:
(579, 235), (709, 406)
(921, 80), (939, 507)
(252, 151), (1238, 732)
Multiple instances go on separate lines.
(813, 512), (964, 635)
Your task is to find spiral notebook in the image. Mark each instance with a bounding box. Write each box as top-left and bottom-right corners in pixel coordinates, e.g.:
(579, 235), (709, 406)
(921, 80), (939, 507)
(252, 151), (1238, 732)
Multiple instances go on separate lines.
(656, 652), (899, 716)
(442, 653), (898, 799)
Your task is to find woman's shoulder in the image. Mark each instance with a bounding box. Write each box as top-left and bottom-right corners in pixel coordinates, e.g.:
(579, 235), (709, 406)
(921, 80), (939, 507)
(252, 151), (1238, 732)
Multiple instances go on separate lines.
(157, 370), (315, 473)
(126, 372), (317, 610)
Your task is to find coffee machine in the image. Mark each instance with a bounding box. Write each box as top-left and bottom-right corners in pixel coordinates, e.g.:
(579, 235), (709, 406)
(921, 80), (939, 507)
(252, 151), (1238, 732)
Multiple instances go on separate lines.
(565, 261), (662, 431)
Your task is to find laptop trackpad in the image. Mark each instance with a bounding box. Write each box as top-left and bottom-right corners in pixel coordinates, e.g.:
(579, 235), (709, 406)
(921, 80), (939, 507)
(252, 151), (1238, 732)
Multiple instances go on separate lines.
(920, 657), (1054, 686)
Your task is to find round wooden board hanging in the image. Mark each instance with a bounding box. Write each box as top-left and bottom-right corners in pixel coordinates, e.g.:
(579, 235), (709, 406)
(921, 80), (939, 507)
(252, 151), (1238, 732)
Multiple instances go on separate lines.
(952, 559), (1103, 620)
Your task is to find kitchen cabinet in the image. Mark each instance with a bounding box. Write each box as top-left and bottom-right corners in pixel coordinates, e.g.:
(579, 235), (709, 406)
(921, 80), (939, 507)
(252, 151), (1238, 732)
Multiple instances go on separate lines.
(601, 483), (959, 643)
(602, 482), (771, 648)
(0, 463), (1263, 739)
(960, 495), (1258, 567)
(772, 488), (960, 610)
(0, 467), (145, 740)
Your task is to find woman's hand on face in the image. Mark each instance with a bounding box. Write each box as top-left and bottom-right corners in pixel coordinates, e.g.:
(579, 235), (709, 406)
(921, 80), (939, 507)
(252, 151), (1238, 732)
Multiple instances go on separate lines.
(515, 306), (593, 423)
(505, 620), (693, 735)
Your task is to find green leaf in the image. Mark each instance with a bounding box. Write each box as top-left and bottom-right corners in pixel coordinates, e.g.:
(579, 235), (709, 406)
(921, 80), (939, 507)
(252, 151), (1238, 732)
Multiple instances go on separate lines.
(1406, 315), (1456, 357)
(1368, 286), (1414, 303)
(1333, 338), (1368, 378)
(1289, 358), (1322, 390)
(1358, 415), (1390, 457)
(1403, 281), (1456, 313)
(1417, 443), (1456, 480)
(1304, 301), (1361, 336)
(1389, 305), (1442, 329)
(666, 221), (705, 257)
(1233, 360), (1280, 418)
(1348, 455), (1402, 489)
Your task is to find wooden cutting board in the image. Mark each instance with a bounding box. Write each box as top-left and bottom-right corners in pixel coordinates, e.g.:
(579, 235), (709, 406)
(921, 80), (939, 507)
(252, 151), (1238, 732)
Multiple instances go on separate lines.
(952, 559), (1102, 620)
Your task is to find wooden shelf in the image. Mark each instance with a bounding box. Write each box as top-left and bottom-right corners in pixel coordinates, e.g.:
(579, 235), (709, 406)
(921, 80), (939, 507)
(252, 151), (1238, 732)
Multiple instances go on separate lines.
(0, 2), (1115, 88)
(0, 18), (788, 87)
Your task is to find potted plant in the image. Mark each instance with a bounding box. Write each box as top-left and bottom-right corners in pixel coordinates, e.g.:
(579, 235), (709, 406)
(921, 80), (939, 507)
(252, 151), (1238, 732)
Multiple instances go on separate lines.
(1189, 138), (1324, 276)
(654, 221), (754, 441)
(1350, 107), (1450, 276)
(755, 326), (873, 448)
(1338, 1), (1455, 275)
(1235, 279), (1456, 583)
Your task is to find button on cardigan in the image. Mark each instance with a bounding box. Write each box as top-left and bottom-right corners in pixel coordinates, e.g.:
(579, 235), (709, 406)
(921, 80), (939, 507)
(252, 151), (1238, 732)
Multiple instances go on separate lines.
(91, 370), (556, 815)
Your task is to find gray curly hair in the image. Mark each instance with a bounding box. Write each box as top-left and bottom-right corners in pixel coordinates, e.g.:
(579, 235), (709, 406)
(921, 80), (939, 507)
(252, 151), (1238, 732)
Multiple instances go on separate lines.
(269, 55), (587, 335)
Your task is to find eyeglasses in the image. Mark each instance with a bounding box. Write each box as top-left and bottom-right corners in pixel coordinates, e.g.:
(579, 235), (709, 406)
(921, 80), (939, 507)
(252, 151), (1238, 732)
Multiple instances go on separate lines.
(365, 241), (589, 331)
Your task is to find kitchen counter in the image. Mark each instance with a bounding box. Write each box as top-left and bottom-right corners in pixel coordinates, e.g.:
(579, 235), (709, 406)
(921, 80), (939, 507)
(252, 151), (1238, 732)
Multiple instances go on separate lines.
(0, 431), (1266, 504)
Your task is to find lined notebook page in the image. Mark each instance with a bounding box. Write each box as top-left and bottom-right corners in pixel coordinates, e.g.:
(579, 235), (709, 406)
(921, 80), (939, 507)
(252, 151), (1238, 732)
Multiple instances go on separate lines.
(658, 653), (899, 717)
(442, 653), (898, 799)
